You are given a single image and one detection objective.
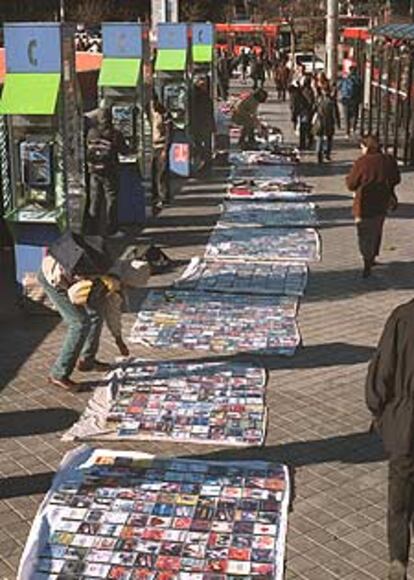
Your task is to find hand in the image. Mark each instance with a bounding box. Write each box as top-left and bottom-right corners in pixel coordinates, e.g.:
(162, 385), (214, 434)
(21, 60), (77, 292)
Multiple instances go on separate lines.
(100, 275), (121, 294)
(389, 193), (398, 212)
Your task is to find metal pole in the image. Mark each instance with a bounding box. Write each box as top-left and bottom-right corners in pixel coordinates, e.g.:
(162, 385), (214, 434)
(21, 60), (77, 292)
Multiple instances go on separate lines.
(59, 0), (65, 22)
(326, 0), (338, 81)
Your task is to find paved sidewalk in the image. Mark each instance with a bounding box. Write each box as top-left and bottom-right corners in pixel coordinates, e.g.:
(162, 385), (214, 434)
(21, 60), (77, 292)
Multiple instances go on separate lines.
(1, 91), (414, 579)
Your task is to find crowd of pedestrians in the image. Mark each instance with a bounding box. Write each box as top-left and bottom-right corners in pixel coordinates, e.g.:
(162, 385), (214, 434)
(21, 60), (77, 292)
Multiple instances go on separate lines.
(216, 45), (363, 165)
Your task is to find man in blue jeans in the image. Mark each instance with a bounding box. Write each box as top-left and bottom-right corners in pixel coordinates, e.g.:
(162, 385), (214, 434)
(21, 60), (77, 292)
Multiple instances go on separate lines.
(38, 235), (112, 391)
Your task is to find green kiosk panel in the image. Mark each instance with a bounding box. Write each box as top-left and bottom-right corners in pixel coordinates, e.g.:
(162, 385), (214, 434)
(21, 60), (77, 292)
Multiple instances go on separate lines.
(192, 44), (213, 63)
(155, 49), (187, 72)
(98, 58), (141, 88)
(0, 73), (60, 115)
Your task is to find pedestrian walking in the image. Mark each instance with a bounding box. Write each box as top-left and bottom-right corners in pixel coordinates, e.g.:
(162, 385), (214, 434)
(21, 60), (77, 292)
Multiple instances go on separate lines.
(86, 107), (129, 237)
(346, 134), (400, 278)
(191, 76), (216, 173)
(240, 48), (250, 81)
(366, 298), (414, 580)
(288, 84), (302, 133)
(298, 75), (315, 150)
(274, 61), (290, 102)
(338, 67), (361, 137)
(150, 94), (171, 213)
(348, 65), (363, 133)
(312, 85), (339, 163)
(250, 53), (266, 90)
(217, 50), (230, 100)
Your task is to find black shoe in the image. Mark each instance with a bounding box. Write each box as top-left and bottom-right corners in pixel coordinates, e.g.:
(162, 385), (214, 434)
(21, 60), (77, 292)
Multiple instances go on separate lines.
(362, 265), (371, 278)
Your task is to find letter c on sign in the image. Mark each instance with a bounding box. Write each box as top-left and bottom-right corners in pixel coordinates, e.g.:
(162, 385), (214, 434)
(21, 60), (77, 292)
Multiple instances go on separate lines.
(28, 39), (38, 67)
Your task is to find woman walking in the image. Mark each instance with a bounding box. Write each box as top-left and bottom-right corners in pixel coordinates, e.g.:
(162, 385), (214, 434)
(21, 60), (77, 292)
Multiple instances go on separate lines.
(346, 135), (400, 278)
(312, 85), (339, 163)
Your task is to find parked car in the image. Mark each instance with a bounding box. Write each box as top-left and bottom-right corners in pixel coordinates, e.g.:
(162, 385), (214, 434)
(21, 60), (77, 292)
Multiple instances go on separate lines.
(288, 52), (325, 74)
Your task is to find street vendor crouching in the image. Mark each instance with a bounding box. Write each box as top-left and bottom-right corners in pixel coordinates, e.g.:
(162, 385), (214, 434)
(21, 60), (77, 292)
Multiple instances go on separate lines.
(231, 88), (268, 149)
(37, 232), (121, 392)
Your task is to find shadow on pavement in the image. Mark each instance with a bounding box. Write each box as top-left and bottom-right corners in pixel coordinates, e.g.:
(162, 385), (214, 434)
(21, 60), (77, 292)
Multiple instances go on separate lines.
(0, 408), (80, 438)
(307, 261), (414, 302)
(256, 342), (374, 370)
(0, 431), (384, 501)
(0, 313), (59, 393)
(200, 431), (385, 466)
(0, 472), (55, 500)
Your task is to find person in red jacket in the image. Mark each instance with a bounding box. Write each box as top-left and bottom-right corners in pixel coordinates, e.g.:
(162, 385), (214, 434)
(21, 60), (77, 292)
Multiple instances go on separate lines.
(346, 134), (400, 278)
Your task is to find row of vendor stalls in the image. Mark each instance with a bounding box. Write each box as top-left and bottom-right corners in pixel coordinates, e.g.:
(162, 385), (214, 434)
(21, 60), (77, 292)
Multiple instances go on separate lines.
(0, 21), (216, 297)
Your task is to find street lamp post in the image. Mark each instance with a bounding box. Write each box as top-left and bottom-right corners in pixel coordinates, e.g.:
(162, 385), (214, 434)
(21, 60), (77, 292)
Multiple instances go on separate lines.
(326, 0), (339, 80)
(59, 0), (65, 22)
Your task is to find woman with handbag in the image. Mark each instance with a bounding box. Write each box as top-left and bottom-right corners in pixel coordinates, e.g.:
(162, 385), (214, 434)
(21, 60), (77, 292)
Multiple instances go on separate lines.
(346, 135), (401, 278)
(312, 85), (339, 163)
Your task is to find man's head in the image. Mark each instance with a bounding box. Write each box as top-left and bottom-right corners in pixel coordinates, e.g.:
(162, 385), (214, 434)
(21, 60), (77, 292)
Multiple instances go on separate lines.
(360, 134), (381, 154)
(194, 75), (208, 91)
(253, 88), (268, 103)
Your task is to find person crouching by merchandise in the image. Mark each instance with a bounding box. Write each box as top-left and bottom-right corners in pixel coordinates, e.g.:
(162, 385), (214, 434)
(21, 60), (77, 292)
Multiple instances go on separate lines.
(346, 134), (400, 278)
(231, 88), (268, 149)
(366, 299), (414, 580)
(38, 234), (122, 391)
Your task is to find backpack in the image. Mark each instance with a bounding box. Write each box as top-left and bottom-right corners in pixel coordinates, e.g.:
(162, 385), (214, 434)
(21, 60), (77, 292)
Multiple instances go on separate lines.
(339, 77), (354, 103)
(87, 137), (113, 172)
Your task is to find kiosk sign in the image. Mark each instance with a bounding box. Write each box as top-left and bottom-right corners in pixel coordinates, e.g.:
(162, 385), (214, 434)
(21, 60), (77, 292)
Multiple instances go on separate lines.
(102, 24), (143, 59)
(4, 24), (61, 73)
(192, 23), (214, 47)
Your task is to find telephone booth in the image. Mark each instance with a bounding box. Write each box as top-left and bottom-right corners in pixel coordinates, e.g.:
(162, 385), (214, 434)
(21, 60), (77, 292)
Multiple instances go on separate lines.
(191, 23), (215, 93)
(97, 22), (150, 225)
(0, 23), (85, 296)
(154, 23), (191, 178)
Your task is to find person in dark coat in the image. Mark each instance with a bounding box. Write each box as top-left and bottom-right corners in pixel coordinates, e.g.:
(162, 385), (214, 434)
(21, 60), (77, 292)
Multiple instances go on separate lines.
(273, 61), (290, 102)
(86, 107), (129, 236)
(216, 50), (230, 100)
(366, 299), (414, 580)
(250, 53), (266, 90)
(191, 76), (216, 171)
(298, 75), (315, 151)
(312, 85), (339, 163)
(346, 134), (400, 278)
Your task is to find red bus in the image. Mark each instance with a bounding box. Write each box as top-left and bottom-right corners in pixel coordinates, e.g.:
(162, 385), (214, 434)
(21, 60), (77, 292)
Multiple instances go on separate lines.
(215, 23), (281, 56)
